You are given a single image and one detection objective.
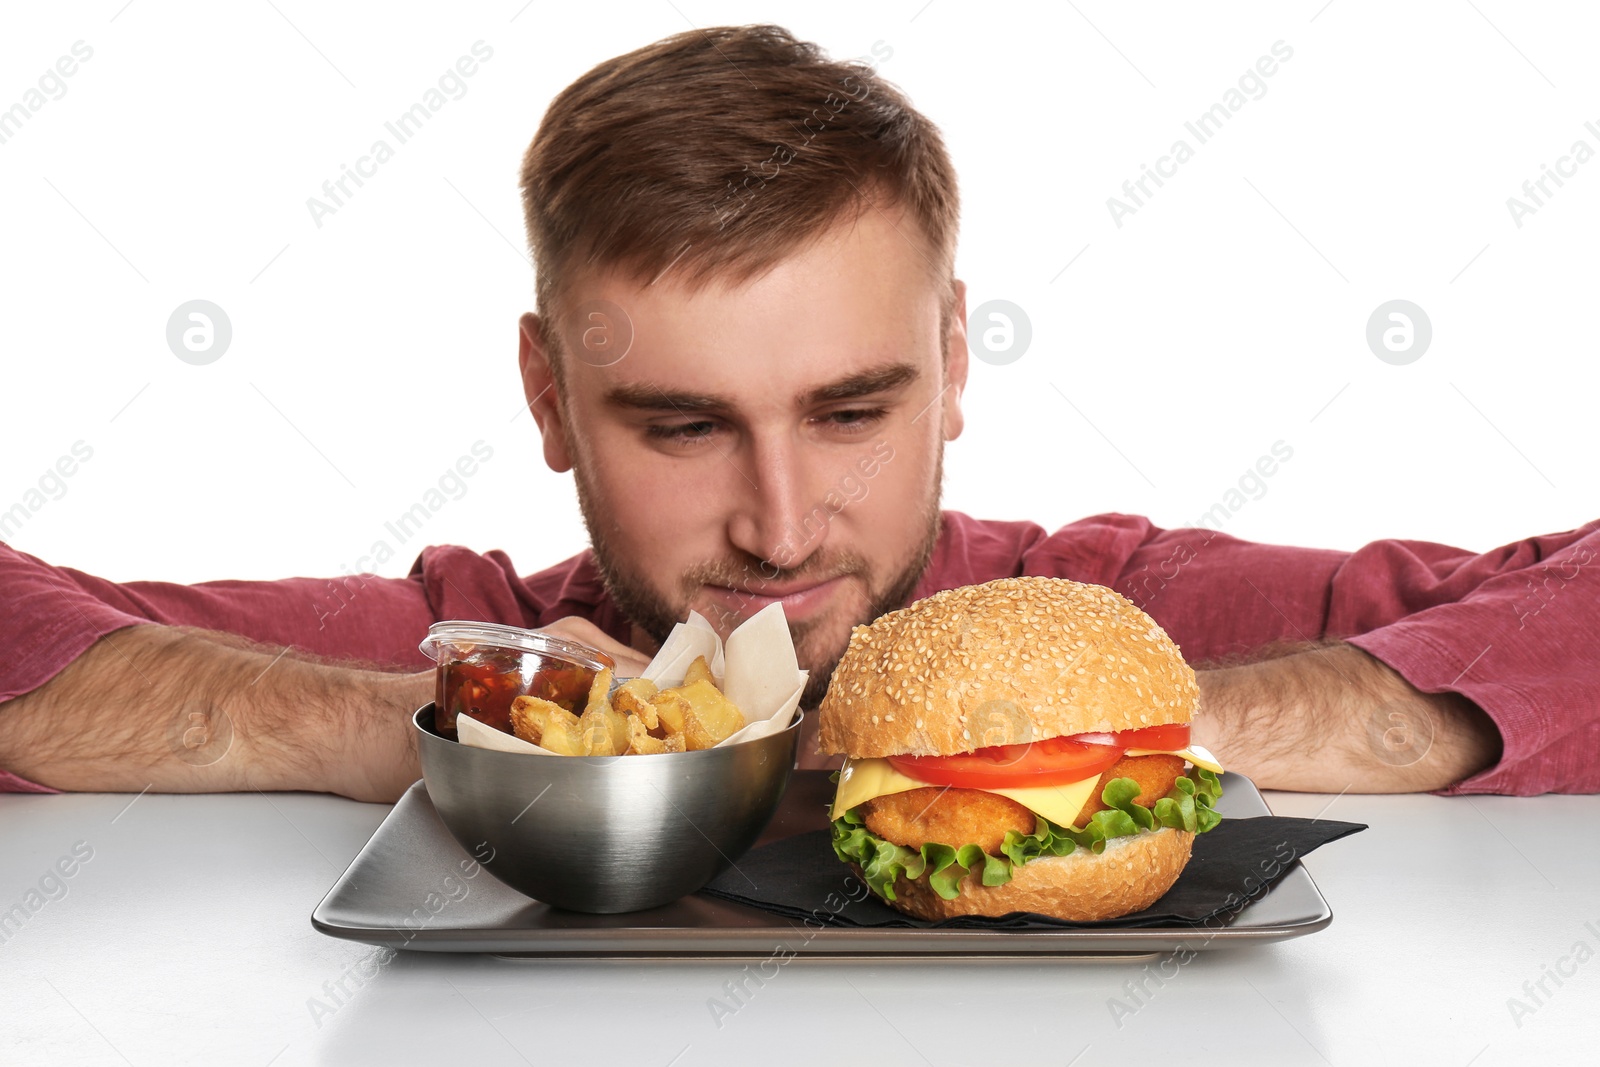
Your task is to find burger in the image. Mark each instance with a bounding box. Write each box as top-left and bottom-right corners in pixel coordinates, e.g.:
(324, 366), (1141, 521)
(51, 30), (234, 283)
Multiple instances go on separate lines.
(819, 576), (1224, 922)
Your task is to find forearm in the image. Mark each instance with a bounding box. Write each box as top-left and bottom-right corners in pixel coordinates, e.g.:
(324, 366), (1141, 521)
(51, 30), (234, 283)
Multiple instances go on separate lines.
(0, 624), (431, 801)
(1191, 642), (1502, 793)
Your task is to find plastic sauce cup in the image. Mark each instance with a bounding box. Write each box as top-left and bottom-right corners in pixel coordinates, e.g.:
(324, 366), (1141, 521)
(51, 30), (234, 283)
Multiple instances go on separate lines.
(418, 621), (614, 740)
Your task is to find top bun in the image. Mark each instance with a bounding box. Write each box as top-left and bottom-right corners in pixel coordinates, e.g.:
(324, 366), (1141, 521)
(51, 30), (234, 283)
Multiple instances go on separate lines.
(818, 577), (1198, 758)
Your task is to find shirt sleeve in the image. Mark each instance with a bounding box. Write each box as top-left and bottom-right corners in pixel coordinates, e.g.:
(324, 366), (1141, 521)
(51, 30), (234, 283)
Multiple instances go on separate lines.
(1017, 513), (1600, 796)
(0, 540), (580, 792)
(1332, 528), (1600, 797)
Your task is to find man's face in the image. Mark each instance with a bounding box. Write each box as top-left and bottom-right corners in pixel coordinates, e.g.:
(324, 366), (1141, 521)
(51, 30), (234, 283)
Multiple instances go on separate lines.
(519, 206), (969, 705)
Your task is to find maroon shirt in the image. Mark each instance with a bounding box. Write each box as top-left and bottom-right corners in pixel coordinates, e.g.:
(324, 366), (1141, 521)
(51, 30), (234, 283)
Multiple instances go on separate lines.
(3, 511), (1596, 795)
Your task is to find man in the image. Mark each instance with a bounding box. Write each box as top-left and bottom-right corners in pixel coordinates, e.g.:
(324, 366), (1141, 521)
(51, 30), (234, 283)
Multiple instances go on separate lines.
(1, 26), (1594, 802)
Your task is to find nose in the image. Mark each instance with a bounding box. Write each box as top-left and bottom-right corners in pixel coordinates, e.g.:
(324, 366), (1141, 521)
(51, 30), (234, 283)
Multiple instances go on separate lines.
(724, 429), (823, 572)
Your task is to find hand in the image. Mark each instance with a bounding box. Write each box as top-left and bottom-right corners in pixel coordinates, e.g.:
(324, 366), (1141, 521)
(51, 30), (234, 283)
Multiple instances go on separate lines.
(537, 617), (653, 676)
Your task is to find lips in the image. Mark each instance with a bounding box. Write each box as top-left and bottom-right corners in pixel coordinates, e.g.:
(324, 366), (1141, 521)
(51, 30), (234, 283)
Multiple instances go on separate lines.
(700, 575), (849, 622)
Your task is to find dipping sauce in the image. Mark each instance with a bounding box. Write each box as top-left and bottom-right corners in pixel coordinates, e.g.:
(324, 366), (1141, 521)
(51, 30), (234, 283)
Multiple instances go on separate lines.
(419, 622), (614, 739)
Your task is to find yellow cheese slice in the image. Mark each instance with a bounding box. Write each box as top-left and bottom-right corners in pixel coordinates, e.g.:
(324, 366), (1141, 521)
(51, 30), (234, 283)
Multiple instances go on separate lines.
(830, 757), (921, 820)
(1125, 744), (1224, 773)
(831, 757), (1099, 828)
(989, 778), (1100, 829)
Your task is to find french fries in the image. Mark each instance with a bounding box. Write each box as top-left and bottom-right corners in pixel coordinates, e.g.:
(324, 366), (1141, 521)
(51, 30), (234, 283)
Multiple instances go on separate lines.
(626, 713), (666, 755)
(613, 678), (660, 729)
(683, 656), (714, 687)
(652, 690), (689, 736)
(671, 678), (744, 751)
(509, 696), (586, 756)
(508, 655), (744, 756)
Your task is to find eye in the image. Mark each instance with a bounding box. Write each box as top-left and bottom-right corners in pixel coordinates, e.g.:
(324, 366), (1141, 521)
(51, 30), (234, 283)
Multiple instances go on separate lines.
(816, 407), (887, 433)
(645, 420), (720, 445)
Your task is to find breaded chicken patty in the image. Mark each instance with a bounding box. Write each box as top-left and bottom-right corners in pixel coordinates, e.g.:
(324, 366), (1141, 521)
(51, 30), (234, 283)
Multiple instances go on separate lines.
(1076, 754), (1187, 821)
(857, 754), (1189, 851)
(859, 787), (1035, 854)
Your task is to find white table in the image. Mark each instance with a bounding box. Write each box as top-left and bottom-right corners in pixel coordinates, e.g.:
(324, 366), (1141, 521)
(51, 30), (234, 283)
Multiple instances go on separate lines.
(2, 787), (1595, 1066)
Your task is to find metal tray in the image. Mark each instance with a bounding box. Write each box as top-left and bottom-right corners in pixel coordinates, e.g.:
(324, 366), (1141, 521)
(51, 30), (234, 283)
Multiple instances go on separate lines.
(312, 771), (1332, 960)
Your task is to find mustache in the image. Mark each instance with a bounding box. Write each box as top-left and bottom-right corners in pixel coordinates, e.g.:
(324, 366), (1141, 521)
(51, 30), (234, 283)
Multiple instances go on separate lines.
(683, 551), (867, 594)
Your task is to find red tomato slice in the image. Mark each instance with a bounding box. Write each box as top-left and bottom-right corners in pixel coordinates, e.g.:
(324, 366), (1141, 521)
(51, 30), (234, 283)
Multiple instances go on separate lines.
(1073, 723), (1191, 751)
(887, 735), (1126, 789)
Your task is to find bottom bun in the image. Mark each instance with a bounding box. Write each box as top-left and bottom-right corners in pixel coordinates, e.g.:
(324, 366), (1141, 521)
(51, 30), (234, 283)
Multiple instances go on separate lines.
(859, 828), (1195, 922)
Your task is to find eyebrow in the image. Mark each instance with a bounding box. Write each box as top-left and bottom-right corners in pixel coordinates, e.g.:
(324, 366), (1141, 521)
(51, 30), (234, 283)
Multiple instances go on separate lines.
(602, 361), (921, 414)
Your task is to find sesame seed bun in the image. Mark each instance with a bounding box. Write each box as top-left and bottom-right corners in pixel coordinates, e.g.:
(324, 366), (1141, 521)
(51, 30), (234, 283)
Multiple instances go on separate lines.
(818, 576), (1199, 758)
(852, 827), (1196, 923)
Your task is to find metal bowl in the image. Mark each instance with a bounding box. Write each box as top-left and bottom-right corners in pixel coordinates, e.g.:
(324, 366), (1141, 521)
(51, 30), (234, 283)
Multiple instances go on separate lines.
(413, 704), (799, 913)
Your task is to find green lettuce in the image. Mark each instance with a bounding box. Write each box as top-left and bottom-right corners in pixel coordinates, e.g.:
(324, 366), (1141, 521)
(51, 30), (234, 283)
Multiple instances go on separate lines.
(830, 769), (1222, 903)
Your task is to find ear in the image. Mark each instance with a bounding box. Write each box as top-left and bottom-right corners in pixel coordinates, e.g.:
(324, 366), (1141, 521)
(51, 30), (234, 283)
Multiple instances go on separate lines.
(940, 279), (969, 441)
(518, 312), (574, 473)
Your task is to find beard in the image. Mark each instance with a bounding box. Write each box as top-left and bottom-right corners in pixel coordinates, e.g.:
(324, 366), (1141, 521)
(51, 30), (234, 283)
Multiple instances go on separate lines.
(573, 448), (944, 709)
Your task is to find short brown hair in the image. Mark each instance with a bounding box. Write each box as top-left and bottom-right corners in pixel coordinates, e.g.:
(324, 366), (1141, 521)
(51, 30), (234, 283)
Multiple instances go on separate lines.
(520, 25), (959, 348)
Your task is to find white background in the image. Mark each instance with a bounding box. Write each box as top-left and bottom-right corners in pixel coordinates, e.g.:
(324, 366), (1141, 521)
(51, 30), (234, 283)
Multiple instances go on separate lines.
(1, 0), (1594, 585)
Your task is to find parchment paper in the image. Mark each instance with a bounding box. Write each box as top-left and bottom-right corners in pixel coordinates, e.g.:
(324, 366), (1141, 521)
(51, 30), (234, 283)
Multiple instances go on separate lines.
(457, 602), (806, 756)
